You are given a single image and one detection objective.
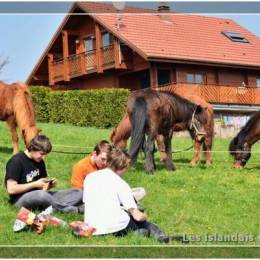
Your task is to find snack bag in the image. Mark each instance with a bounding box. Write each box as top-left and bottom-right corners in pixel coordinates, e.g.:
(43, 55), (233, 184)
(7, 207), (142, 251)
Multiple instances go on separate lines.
(13, 206), (66, 234)
(16, 207), (36, 225)
(69, 221), (96, 237)
(38, 206), (66, 227)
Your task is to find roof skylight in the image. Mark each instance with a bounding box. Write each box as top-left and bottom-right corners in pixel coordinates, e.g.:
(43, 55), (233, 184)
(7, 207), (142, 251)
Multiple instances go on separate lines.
(222, 31), (249, 43)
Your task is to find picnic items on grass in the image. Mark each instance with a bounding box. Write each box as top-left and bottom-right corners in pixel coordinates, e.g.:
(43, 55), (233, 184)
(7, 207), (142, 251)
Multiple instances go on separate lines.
(69, 221), (96, 237)
(13, 206), (66, 234)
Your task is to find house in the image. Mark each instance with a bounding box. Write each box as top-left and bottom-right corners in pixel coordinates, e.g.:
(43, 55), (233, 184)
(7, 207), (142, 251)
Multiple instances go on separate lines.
(27, 2), (260, 117)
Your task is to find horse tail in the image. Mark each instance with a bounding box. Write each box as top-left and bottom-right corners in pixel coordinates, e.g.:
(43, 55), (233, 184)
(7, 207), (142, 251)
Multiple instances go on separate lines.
(129, 97), (147, 162)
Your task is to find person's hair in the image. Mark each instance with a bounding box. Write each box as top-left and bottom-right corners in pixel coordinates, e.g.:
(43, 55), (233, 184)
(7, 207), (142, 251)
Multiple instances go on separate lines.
(93, 140), (112, 155)
(107, 147), (131, 172)
(27, 135), (52, 154)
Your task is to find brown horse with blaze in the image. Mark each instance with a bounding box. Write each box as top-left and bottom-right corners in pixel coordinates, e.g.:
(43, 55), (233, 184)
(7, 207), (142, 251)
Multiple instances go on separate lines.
(0, 81), (41, 154)
(111, 93), (214, 166)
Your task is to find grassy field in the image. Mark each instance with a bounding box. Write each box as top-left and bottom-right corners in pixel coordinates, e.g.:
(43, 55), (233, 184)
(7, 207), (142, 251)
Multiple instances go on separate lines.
(0, 121), (259, 257)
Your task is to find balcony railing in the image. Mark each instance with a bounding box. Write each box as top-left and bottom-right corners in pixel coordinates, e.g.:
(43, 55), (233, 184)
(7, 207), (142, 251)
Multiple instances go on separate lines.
(53, 59), (64, 82)
(52, 46), (115, 82)
(157, 83), (260, 105)
(102, 45), (114, 65)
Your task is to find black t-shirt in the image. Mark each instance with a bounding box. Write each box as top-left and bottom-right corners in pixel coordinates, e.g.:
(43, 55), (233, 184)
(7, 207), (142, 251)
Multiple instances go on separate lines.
(5, 152), (47, 204)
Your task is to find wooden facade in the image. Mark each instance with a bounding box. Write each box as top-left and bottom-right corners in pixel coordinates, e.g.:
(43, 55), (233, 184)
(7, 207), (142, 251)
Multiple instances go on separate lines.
(27, 4), (260, 109)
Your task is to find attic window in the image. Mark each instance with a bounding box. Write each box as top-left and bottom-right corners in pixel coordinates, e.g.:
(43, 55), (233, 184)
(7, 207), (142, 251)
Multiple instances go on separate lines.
(257, 78), (260, 88)
(222, 31), (249, 43)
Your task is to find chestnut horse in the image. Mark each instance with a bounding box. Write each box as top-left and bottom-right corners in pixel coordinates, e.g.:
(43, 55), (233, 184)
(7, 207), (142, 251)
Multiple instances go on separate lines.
(127, 89), (208, 174)
(0, 81), (41, 154)
(229, 111), (260, 168)
(111, 94), (214, 166)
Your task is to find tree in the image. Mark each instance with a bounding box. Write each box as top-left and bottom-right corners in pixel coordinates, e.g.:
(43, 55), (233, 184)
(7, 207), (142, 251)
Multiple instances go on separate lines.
(0, 57), (9, 75)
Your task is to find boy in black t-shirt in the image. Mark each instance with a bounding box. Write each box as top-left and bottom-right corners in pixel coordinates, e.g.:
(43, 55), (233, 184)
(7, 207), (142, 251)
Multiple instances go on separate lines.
(5, 135), (83, 213)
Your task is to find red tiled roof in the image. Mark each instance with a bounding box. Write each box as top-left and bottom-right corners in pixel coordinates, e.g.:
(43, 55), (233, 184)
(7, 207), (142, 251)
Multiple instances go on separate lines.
(76, 2), (155, 13)
(78, 2), (260, 67)
(26, 2), (260, 84)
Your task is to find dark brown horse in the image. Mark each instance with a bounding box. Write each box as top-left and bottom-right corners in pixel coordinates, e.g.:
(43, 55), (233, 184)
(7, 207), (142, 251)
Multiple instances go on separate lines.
(111, 94), (214, 166)
(229, 111), (260, 168)
(0, 81), (41, 154)
(127, 89), (208, 174)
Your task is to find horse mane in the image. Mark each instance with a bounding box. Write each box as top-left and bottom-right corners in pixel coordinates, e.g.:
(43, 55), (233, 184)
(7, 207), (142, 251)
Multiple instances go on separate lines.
(162, 91), (198, 110)
(239, 111), (260, 135)
(160, 90), (208, 123)
(229, 111), (260, 154)
(13, 82), (37, 131)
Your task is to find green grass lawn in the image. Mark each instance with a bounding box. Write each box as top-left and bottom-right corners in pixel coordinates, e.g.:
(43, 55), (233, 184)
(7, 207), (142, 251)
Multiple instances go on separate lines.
(0, 121), (259, 257)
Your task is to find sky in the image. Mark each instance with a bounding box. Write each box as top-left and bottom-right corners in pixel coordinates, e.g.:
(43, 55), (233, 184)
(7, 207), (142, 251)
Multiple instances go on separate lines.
(0, 1), (260, 83)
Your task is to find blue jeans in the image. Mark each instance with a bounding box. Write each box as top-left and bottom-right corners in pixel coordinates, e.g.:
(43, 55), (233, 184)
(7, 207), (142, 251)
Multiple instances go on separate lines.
(15, 188), (83, 213)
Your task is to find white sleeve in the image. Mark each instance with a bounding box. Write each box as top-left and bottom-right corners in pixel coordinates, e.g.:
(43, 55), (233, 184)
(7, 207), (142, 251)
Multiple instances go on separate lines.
(117, 179), (137, 210)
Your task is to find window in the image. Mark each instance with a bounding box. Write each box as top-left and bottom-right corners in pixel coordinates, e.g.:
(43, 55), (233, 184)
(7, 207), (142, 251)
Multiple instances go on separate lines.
(140, 72), (150, 89)
(84, 37), (94, 52)
(257, 79), (260, 88)
(102, 32), (111, 47)
(186, 73), (204, 84)
(222, 31), (249, 43)
(157, 69), (171, 86)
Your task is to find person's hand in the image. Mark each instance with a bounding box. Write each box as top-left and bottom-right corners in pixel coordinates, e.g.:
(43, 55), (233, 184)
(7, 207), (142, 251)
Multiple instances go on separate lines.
(49, 178), (57, 188)
(34, 178), (49, 190)
(129, 208), (147, 222)
(32, 219), (45, 234)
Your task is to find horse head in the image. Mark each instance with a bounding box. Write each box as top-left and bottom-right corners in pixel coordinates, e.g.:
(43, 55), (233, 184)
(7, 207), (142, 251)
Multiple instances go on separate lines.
(229, 137), (251, 169)
(189, 105), (207, 142)
(22, 126), (42, 146)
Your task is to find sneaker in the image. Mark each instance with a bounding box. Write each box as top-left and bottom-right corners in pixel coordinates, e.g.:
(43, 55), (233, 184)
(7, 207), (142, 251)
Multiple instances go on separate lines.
(158, 235), (170, 243)
(132, 187), (146, 202)
(169, 235), (190, 243)
(77, 204), (85, 214)
(137, 204), (145, 212)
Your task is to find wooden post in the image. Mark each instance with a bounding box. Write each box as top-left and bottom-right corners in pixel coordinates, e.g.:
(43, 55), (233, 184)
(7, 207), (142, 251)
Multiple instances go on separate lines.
(170, 67), (176, 84)
(47, 54), (54, 86)
(150, 63), (158, 88)
(113, 37), (120, 69)
(95, 23), (103, 73)
(77, 39), (86, 75)
(62, 30), (70, 81)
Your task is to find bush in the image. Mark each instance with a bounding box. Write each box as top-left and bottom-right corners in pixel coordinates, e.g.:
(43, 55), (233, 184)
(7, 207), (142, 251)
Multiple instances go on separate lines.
(30, 87), (130, 128)
(31, 86), (50, 122)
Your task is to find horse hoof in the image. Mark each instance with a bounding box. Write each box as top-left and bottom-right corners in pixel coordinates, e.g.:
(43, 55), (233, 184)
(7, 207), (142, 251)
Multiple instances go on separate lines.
(205, 161), (212, 166)
(166, 165), (176, 171)
(190, 161), (197, 167)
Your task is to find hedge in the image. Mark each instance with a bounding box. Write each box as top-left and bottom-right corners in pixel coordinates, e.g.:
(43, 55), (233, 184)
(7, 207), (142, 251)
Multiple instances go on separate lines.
(31, 86), (50, 122)
(30, 86), (130, 128)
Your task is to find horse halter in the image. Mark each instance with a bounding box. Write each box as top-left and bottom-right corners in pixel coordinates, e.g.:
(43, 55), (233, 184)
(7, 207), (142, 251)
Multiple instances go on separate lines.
(190, 107), (206, 136)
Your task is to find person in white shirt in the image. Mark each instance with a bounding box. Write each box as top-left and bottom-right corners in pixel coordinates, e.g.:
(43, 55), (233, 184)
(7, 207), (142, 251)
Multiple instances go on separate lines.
(83, 147), (170, 243)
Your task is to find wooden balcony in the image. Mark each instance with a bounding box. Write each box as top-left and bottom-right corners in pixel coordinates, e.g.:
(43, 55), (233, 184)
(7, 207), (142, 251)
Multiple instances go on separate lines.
(157, 83), (260, 106)
(51, 45), (115, 83)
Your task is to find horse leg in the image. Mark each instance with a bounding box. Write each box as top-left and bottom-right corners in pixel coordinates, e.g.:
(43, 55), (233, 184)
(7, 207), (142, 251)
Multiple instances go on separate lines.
(203, 136), (213, 165)
(190, 141), (201, 166)
(164, 133), (176, 171)
(156, 135), (167, 162)
(7, 116), (19, 154)
(144, 134), (156, 174)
